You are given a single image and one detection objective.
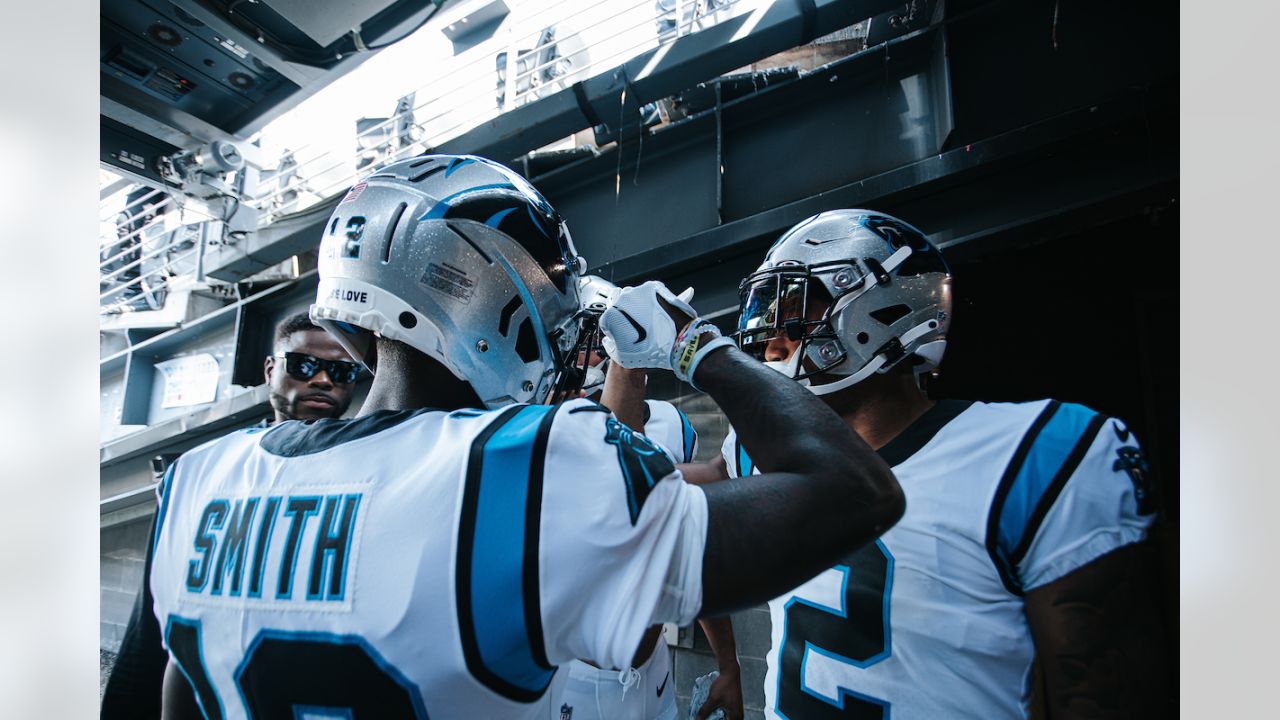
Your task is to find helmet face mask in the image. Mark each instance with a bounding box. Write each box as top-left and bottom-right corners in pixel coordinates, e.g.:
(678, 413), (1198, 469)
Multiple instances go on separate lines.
(559, 274), (619, 400)
(735, 263), (849, 382)
(734, 210), (952, 395)
(310, 155), (587, 408)
(545, 306), (603, 402)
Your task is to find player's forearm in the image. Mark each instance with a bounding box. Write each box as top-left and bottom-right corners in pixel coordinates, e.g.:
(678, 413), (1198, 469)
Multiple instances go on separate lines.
(1025, 543), (1171, 719)
(600, 364), (647, 432)
(692, 346), (902, 514)
(677, 457), (729, 485)
(699, 616), (739, 671)
(693, 347), (904, 614)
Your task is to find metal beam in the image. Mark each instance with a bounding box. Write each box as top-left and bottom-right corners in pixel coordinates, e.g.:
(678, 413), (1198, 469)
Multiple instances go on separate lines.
(437, 0), (903, 162)
(100, 484), (158, 515)
(202, 201), (337, 282)
(586, 92), (1173, 283)
(100, 269), (317, 371)
(100, 177), (134, 201)
(202, 0), (1174, 321)
(201, 0), (902, 281)
(101, 87), (259, 153)
(539, 22), (952, 275)
(99, 385), (272, 469)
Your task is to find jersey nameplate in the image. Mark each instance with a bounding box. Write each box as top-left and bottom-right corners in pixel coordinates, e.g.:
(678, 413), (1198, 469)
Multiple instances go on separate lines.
(184, 491), (364, 607)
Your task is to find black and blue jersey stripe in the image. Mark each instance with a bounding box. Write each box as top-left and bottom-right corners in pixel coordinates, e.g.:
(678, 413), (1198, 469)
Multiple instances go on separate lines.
(986, 401), (1108, 594)
(456, 404), (559, 702)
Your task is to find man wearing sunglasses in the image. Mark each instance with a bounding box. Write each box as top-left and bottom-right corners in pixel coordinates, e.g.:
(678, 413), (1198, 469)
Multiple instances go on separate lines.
(264, 311), (361, 423)
(101, 312), (362, 718)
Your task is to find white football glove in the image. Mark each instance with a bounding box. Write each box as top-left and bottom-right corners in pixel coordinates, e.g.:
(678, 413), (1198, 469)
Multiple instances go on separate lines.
(600, 281), (732, 386)
(601, 281), (690, 369)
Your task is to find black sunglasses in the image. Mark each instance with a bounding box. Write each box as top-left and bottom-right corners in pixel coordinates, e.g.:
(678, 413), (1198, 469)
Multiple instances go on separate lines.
(275, 352), (361, 384)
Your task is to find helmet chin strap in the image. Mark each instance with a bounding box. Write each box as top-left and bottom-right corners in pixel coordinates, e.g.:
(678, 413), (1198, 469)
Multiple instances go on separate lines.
(808, 318), (940, 396)
(809, 354), (886, 395)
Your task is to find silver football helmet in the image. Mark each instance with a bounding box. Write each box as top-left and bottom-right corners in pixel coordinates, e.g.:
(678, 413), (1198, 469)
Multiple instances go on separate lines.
(310, 155), (589, 408)
(734, 209), (952, 395)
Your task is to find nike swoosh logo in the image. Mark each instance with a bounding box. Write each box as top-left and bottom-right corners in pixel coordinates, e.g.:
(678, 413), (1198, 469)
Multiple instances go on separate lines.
(617, 308), (647, 343)
(656, 671), (669, 697)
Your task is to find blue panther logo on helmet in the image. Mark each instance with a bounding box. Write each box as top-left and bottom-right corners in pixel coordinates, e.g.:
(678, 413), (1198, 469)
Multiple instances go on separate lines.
(414, 156), (575, 291)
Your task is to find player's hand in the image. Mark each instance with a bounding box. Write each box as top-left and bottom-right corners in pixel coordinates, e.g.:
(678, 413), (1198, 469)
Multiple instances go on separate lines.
(695, 664), (744, 720)
(599, 281), (697, 370)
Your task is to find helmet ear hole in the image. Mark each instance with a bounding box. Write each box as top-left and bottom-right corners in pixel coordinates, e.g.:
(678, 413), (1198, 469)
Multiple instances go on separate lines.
(869, 304), (911, 326)
(514, 318), (539, 363)
(399, 312), (418, 329)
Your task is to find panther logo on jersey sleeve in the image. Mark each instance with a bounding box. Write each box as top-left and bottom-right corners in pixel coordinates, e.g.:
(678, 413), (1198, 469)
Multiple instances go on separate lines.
(604, 417), (676, 525)
(1114, 445), (1154, 515)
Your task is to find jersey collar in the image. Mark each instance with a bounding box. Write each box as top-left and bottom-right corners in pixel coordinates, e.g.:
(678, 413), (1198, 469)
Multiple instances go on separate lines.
(876, 399), (974, 467)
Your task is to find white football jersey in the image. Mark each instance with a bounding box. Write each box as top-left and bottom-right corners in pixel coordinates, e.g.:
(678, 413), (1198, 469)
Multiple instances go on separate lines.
(722, 399), (1155, 719)
(150, 399), (707, 720)
(642, 400), (700, 464)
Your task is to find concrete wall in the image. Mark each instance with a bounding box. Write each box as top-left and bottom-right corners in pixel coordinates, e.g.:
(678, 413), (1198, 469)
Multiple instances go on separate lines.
(672, 606), (773, 720)
(661, 392), (776, 719)
(100, 516), (151, 653)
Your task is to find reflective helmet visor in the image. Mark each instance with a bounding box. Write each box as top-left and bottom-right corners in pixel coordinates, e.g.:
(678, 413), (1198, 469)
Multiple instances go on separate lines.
(737, 273), (808, 358)
(734, 267), (848, 379)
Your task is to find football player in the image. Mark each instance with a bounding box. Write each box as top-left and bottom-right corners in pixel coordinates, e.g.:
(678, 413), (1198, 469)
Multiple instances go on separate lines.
(263, 311), (361, 423)
(100, 312), (357, 719)
(681, 209), (1166, 719)
(554, 278), (741, 720)
(147, 157), (903, 720)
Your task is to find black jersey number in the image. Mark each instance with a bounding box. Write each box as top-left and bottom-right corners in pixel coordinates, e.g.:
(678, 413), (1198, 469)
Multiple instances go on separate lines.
(775, 540), (893, 719)
(167, 617), (429, 718)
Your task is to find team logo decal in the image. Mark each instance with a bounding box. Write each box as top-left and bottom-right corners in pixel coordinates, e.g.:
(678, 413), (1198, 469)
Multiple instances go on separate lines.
(861, 214), (920, 249)
(604, 417), (675, 525)
(1114, 445), (1155, 515)
(560, 703), (573, 720)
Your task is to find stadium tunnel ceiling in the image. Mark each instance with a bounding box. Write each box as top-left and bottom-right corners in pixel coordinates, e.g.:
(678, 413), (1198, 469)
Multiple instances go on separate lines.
(101, 0), (451, 160)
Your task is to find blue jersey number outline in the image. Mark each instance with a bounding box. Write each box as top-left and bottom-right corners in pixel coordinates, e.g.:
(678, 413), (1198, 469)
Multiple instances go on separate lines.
(166, 617), (429, 718)
(775, 540), (894, 719)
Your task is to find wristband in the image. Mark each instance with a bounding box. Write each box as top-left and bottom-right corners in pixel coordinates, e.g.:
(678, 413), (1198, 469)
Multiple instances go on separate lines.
(671, 320), (735, 388)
